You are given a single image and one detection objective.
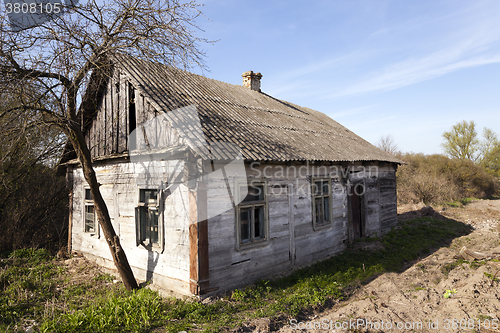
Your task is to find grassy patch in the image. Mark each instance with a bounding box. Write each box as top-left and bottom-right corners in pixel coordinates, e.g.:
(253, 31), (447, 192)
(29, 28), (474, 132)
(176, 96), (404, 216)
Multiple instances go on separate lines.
(1, 217), (471, 332)
(484, 272), (499, 283)
(442, 258), (491, 277)
(444, 197), (476, 208)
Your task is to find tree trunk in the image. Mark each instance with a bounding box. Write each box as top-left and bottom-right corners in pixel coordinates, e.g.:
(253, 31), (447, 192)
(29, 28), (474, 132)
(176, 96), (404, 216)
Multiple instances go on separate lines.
(68, 124), (138, 291)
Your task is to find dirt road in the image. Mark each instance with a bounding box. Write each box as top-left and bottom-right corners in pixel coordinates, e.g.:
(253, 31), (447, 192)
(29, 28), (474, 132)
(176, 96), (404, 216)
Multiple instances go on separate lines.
(273, 199), (500, 332)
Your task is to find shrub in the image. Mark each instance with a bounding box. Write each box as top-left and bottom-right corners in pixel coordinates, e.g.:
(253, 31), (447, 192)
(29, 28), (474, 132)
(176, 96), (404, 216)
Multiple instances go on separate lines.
(397, 153), (499, 204)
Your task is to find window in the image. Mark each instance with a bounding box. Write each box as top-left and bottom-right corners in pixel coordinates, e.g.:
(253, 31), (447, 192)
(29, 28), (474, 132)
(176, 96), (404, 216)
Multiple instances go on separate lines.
(312, 179), (331, 228)
(236, 181), (268, 247)
(135, 189), (159, 246)
(84, 188), (97, 235)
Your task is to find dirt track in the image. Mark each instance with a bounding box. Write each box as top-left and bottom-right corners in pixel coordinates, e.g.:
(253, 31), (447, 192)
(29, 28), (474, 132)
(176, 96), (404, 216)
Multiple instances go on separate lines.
(272, 199), (500, 332)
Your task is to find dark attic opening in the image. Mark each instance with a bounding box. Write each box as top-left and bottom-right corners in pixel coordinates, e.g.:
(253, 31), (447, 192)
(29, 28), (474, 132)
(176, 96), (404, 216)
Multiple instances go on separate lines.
(128, 82), (137, 138)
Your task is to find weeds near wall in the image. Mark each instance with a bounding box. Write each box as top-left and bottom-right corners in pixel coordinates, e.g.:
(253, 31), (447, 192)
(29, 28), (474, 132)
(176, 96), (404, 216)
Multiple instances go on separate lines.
(0, 216), (471, 332)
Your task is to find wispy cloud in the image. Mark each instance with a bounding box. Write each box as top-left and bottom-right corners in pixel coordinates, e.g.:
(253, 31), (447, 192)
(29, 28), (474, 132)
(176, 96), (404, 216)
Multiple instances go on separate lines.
(327, 5), (500, 98)
(270, 2), (500, 101)
(330, 43), (500, 98)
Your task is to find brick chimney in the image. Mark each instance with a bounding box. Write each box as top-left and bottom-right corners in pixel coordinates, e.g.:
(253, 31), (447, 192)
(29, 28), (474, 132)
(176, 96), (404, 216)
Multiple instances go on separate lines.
(242, 71), (262, 92)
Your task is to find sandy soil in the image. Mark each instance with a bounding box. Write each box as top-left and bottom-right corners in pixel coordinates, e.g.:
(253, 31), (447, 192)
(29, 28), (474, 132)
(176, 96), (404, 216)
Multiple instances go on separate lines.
(267, 199), (500, 333)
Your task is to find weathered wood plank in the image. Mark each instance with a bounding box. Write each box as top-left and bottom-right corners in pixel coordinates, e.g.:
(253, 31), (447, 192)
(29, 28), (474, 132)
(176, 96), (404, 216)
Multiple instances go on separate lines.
(118, 73), (128, 153)
(106, 83), (113, 155)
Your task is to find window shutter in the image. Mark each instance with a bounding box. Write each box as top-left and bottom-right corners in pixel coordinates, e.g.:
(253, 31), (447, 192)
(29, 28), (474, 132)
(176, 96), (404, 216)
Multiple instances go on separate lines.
(135, 207), (141, 246)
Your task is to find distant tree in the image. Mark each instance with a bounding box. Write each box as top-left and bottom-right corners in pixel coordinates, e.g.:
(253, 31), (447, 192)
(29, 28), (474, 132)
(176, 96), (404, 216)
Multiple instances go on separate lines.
(376, 134), (399, 155)
(479, 128), (500, 177)
(442, 121), (479, 161)
(442, 121), (500, 178)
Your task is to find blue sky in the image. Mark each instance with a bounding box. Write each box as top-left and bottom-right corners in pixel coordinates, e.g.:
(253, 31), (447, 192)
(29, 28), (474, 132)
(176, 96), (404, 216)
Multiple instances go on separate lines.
(193, 0), (500, 155)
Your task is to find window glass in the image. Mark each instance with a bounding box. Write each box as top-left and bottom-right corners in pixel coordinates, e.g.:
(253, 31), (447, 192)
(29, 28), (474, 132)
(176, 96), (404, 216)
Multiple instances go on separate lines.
(84, 205), (95, 232)
(242, 185), (264, 203)
(312, 179), (331, 227)
(237, 182), (267, 247)
(322, 182), (329, 195)
(314, 181), (322, 196)
(323, 197), (330, 223)
(140, 189), (157, 204)
(137, 189), (160, 246)
(254, 205), (264, 239)
(240, 208), (250, 242)
(150, 209), (159, 244)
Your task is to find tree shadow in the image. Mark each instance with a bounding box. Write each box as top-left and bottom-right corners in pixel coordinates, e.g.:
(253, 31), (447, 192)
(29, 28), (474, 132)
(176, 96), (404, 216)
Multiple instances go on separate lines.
(262, 206), (472, 292)
(146, 249), (160, 283)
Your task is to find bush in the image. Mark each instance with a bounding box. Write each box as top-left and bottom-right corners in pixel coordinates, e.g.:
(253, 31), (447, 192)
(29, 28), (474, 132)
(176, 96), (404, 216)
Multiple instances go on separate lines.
(397, 153), (499, 204)
(0, 164), (68, 253)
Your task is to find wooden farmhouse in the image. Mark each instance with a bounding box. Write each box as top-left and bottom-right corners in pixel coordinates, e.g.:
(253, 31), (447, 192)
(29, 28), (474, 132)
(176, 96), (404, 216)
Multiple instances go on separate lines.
(59, 54), (403, 297)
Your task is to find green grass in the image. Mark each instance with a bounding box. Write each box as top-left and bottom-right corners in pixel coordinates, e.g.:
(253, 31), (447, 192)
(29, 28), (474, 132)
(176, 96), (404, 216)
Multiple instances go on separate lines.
(444, 197), (476, 208)
(0, 217), (471, 332)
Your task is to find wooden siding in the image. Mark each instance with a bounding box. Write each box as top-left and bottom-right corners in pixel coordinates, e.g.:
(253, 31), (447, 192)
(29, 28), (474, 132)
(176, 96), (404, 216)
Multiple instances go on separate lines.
(84, 69), (185, 159)
(379, 166), (398, 234)
(206, 162), (350, 293)
(71, 158), (398, 296)
(70, 160), (193, 296)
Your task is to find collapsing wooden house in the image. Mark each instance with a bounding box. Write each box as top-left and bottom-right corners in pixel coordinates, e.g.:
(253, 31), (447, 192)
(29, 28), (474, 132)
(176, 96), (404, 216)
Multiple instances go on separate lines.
(59, 54), (403, 297)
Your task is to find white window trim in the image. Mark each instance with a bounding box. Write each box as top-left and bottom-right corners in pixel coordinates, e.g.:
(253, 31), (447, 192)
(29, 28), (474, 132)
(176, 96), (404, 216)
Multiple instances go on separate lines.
(235, 179), (269, 250)
(311, 177), (333, 230)
(83, 187), (100, 238)
(135, 186), (164, 252)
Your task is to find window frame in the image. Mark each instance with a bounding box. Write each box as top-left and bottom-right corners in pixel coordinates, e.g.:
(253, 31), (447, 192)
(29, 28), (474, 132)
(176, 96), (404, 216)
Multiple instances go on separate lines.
(135, 187), (163, 251)
(311, 178), (333, 230)
(235, 180), (269, 250)
(83, 187), (99, 237)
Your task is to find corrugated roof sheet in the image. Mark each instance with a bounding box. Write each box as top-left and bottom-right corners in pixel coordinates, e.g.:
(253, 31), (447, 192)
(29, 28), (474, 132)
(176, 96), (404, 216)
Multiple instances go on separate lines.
(114, 54), (402, 164)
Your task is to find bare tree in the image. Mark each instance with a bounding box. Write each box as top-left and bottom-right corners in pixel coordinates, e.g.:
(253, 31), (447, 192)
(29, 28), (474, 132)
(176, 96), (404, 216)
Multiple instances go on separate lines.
(0, 0), (211, 290)
(0, 89), (67, 252)
(376, 134), (399, 155)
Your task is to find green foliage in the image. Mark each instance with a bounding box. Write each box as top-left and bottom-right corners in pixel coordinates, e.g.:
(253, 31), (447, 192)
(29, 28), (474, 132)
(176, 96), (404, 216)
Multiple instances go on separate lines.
(441, 259), (466, 276)
(443, 289), (457, 298)
(93, 273), (115, 283)
(1, 218), (471, 332)
(440, 121), (500, 180)
(480, 145), (500, 178)
(442, 120), (479, 161)
(460, 197), (474, 205)
(444, 198), (475, 208)
(40, 289), (163, 333)
(484, 272), (498, 283)
(0, 249), (59, 327)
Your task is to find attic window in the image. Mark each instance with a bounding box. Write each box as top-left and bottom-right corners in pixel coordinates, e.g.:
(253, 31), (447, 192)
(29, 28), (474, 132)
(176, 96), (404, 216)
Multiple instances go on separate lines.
(128, 83), (136, 136)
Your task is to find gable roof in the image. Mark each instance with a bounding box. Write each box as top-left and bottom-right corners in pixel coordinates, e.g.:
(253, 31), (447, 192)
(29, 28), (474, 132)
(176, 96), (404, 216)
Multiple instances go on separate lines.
(112, 54), (401, 164)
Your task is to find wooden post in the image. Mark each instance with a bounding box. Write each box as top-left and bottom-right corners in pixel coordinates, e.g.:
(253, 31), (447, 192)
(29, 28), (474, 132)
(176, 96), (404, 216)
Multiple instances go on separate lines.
(67, 190), (73, 254)
(66, 167), (74, 254)
(189, 159), (209, 295)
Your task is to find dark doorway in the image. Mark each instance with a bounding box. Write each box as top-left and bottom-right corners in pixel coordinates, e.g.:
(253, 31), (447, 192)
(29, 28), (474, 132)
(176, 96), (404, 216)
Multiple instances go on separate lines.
(349, 182), (365, 240)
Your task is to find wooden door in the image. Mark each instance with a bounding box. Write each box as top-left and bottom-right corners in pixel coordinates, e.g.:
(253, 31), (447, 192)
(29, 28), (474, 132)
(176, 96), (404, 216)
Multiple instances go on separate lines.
(349, 182), (365, 240)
